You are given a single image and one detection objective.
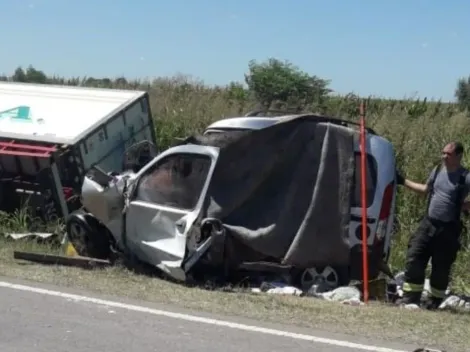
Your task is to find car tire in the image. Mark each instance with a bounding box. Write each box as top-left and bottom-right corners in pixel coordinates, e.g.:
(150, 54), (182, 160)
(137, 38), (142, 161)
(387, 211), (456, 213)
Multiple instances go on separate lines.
(65, 210), (111, 260)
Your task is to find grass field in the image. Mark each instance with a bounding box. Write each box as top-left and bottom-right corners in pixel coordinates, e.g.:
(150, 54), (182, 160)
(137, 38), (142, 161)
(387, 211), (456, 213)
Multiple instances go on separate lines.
(2, 237), (470, 351)
(1, 76), (470, 351)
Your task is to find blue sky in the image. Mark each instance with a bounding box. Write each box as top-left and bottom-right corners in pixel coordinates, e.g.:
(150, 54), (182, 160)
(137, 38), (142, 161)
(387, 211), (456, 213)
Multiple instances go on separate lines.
(1, 0), (469, 101)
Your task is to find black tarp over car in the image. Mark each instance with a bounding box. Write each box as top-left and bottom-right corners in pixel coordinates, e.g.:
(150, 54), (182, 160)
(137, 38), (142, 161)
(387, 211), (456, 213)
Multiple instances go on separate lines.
(181, 115), (357, 273)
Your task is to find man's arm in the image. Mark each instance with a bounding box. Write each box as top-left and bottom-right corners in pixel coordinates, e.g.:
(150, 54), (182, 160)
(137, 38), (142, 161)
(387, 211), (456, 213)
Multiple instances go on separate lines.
(403, 179), (428, 195)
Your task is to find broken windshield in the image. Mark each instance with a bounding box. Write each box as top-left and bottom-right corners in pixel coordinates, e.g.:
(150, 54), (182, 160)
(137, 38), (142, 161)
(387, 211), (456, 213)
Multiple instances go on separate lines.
(135, 153), (212, 210)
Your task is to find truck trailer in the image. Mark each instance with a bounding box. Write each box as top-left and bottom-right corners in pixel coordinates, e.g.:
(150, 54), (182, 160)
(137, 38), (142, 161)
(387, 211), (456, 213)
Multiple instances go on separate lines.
(0, 82), (157, 224)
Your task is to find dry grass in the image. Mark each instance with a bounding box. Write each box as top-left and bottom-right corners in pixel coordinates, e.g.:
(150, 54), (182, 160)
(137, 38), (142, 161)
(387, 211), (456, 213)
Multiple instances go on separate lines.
(1, 75), (470, 351)
(0, 237), (468, 351)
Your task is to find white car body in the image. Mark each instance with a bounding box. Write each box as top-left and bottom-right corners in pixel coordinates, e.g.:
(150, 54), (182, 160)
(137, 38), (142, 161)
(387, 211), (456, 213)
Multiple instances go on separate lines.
(72, 112), (398, 287)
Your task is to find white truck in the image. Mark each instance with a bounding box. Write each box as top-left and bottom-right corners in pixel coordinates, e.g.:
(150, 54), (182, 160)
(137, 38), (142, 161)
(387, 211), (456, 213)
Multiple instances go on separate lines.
(0, 82), (157, 223)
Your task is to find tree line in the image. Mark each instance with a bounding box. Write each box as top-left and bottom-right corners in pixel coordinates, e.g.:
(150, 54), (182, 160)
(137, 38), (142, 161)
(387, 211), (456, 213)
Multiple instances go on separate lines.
(1, 59), (470, 113)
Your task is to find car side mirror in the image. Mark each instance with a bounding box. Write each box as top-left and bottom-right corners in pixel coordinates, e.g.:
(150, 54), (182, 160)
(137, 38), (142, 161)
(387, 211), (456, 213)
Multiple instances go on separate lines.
(87, 165), (114, 187)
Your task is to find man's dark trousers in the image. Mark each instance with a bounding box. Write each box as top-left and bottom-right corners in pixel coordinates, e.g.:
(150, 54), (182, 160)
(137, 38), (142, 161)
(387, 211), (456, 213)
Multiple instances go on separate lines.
(402, 216), (462, 305)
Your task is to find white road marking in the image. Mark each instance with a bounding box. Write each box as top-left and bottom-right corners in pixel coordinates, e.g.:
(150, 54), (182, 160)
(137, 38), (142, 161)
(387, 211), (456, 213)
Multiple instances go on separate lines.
(0, 280), (408, 352)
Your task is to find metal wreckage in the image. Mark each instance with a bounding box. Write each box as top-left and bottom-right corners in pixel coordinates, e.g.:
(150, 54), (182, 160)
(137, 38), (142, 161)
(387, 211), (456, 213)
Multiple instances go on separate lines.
(53, 114), (398, 293)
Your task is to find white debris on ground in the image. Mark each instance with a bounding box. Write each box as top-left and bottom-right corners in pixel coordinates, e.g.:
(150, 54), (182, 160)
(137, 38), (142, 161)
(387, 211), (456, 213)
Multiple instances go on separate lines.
(251, 270), (470, 311)
(251, 280), (363, 305)
(251, 281), (303, 296)
(4, 232), (56, 241)
(308, 286), (363, 306)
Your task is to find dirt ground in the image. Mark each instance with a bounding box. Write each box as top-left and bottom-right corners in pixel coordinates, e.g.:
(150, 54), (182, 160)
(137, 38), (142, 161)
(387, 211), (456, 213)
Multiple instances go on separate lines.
(0, 238), (468, 352)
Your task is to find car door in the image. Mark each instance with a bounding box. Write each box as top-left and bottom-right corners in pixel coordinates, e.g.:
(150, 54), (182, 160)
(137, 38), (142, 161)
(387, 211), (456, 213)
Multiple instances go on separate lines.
(124, 144), (220, 281)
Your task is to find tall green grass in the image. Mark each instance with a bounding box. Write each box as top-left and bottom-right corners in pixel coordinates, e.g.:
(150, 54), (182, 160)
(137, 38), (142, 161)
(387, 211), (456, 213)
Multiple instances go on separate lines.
(3, 75), (470, 292)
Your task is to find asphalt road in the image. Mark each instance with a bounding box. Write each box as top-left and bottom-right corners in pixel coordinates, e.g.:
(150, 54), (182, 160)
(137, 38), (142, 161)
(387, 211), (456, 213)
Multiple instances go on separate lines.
(0, 278), (420, 352)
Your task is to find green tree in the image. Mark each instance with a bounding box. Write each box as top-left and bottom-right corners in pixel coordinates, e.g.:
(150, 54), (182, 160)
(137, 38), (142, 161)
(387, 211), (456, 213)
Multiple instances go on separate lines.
(11, 66), (47, 84)
(83, 77), (113, 87)
(244, 58), (331, 112)
(25, 65), (47, 84)
(224, 82), (249, 113)
(115, 77), (128, 86)
(455, 76), (470, 111)
(12, 67), (27, 82)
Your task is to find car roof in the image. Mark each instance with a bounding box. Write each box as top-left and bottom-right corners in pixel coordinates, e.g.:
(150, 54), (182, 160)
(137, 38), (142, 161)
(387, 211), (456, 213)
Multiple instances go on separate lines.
(205, 113), (378, 135)
(205, 117), (283, 131)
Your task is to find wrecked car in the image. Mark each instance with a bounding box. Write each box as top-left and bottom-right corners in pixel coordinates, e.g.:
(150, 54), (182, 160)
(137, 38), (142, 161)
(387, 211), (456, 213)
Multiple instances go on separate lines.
(65, 113), (398, 290)
(203, 111), (398, 288)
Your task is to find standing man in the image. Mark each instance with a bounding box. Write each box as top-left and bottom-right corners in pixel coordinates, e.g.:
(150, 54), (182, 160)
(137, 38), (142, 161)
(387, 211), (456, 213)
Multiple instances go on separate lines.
(396, 141), (470, 309)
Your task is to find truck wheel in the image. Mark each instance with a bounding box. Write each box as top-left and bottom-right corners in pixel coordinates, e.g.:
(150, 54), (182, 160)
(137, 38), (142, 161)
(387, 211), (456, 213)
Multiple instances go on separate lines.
(66, 211), (111, 260)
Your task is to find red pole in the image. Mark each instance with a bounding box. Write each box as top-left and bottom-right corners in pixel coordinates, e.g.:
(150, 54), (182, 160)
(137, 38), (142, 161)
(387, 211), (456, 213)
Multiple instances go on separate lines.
(359, 100), (369, 304)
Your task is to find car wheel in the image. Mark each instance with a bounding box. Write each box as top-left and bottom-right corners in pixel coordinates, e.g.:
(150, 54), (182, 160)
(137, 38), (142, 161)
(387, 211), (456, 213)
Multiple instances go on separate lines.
(66, 211), (111, 260)
(296, 265), (350, 291)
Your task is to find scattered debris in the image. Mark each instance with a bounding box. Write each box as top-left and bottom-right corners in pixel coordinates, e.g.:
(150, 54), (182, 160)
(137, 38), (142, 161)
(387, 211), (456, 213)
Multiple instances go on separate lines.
(390, 270), (470, 312)
(251, 281), (303, 296)
(250, 280), (362, 305)
(308, 286), (363, 306)
(439, 295), (470, 311)
(5, 232), (56, 241)
(13, 251), (111, 269)
(247, 269), (470, 312)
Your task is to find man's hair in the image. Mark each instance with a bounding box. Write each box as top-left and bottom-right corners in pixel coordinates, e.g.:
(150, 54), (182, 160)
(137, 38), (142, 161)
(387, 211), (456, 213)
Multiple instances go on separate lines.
(451, 141), (464, 156)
